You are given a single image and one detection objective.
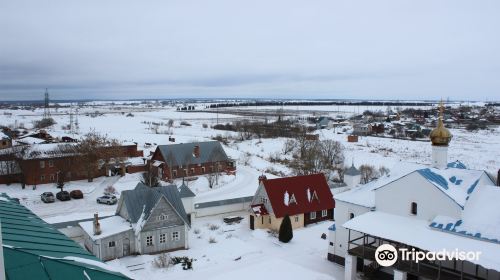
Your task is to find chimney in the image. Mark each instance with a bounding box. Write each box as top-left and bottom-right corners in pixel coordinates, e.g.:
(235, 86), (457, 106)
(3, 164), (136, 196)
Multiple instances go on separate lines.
(193, 145), (200, 158)
(258, 175), (267, 185)
(93, 213), (101, 235)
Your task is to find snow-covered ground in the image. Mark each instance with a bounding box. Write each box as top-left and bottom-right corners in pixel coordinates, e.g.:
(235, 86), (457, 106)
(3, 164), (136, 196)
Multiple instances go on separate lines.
(106, 213), (345, 280)
(0, 103), (498, 280)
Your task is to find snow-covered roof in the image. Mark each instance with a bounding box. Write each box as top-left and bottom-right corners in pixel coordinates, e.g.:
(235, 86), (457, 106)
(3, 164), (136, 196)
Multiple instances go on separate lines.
(413, 167), (486, 208)
(0, 131), (8, 139)
(335, 162), (423, 207)
(447, 160), (467, 169)
(79, 215), (132, 241)
(16, 136), (47, 145)
(343, 211), (500, 271)
(431, 185), (500, 244)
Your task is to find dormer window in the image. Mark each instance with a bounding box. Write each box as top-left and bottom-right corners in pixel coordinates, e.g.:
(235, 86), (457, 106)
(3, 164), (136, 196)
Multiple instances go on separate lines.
(289, 194), (297, 205)
(411, 202), (418, 215)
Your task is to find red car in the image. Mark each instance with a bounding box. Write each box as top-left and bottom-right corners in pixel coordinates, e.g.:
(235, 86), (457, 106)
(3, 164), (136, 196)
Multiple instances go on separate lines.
(70, 190), (84, 199)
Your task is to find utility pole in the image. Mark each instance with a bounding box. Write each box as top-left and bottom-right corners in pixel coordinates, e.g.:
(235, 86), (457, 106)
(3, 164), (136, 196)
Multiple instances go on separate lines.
(43, 88), (51, 119)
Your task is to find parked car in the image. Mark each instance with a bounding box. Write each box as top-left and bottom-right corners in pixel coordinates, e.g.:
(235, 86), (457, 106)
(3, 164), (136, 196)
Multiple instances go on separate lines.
(97, 195), (117, 205)
(41, 192), (55, 203)
(56, 191), (71, 201)
(70, 190), (84, 199)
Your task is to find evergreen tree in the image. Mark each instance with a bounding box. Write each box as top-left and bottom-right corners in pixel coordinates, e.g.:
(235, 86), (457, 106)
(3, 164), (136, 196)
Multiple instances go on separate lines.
(279, 214), (293, 243)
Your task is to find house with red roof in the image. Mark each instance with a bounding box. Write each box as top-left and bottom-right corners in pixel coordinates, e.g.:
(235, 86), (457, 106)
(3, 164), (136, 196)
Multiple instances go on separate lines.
(249, 173), (335, 231)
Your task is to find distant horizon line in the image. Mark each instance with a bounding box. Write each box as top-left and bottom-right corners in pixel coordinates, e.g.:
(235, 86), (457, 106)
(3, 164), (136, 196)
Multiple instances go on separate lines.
(0, 97), (497, 104)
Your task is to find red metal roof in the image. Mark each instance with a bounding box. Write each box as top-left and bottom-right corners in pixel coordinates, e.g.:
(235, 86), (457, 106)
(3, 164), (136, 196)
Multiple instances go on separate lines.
(262, 173), (335, 218)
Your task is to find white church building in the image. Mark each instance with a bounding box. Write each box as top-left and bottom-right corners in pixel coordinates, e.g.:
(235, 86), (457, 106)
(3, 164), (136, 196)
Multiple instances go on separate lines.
(328, 104), (500, 280)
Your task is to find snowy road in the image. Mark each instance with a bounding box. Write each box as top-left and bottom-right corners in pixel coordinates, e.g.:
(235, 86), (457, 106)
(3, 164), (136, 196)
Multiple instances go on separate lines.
(194, 166), (275, 203)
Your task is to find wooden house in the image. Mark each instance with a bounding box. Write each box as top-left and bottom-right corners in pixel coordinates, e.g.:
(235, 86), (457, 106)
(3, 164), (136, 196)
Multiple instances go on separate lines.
(80, 183), (190, 261)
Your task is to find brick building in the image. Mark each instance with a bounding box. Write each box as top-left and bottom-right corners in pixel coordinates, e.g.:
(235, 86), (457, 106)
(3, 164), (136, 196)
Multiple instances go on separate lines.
(150, 141), (234, 180)
(0, 143), (143, 185)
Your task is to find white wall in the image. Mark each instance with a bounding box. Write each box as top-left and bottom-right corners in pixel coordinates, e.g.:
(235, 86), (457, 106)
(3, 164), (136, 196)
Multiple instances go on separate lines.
(375, 172), (462, 221)
(331, 200), (371, 259)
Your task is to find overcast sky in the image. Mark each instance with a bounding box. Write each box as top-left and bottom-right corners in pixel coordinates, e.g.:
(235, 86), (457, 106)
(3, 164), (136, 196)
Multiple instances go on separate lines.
(1, 0), (499, 101)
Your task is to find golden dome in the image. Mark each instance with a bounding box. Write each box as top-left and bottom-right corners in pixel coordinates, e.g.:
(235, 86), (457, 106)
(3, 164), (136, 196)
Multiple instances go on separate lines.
(430, 102), (452, 146)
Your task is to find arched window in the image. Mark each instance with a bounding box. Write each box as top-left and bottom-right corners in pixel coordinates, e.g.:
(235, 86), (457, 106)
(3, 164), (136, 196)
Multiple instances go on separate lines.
(349, 213), (355, 220)
(411, 202), (418, 215)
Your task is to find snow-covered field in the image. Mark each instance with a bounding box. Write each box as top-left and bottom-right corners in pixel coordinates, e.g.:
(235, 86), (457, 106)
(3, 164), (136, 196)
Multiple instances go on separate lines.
(0, 103), (498, 279)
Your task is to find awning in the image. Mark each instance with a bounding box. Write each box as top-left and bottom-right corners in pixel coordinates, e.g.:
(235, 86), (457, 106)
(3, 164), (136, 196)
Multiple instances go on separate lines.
(251, 204), (269, 216)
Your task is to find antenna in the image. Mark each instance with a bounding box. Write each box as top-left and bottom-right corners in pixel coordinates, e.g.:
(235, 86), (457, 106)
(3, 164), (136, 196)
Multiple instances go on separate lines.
(43, 88), (51, 118)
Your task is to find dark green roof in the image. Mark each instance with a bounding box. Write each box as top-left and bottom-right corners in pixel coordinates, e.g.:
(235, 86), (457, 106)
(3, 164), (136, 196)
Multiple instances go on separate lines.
(0, 194), (131, 280)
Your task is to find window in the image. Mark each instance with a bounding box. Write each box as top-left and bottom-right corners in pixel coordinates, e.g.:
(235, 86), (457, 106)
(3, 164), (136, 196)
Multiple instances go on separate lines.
(289, 194), (297, 205)
(50, 174), (55, 181)
(329, 242), (334, 246)
(40, 175), (45, 182)
(146, 235), (153, 246)
(260, 197), (268, 204)
(184, 169), (188, 176)
(158, 214), (168, 221)
(294, 216), (299, 223)
(172, 231), (180, 241)
(349, 213), (355, 220)
(411, 202), (418, 215)
(40, 161), (45, 168)
(202, 167), (206, 173)
(159, 233), (166, 243)
(310, 212), (316, 220)
(190, 168), (194, 174)
(108, 241), (116, 247)
(261, 216), (264, 225)
(48, 160), (54, 167)
(173, 170), (177, 177)
(322, 210), (328, 217)
(268, 217), (271, 224)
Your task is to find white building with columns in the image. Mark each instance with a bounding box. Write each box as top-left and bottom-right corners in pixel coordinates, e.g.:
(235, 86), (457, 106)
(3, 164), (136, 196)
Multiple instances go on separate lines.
(328, 105), (499, 280)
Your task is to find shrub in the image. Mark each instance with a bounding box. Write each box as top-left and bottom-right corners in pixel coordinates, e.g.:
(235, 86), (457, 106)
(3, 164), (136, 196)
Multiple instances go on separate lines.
(170, 256), (194, 270)
(202, 123), (208, 129)
(279, 215), (293, 243)
(34, 117), (56, 129)
(153, 253), (172, 268)
(208, 237), (217, 244)
(208, 224), (220, 231)
(193, 228), (201, 234)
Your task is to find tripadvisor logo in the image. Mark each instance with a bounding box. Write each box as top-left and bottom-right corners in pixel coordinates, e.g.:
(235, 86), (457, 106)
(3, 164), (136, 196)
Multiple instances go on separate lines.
(375, 244), (482, 267)
(375, 244), (398, 267)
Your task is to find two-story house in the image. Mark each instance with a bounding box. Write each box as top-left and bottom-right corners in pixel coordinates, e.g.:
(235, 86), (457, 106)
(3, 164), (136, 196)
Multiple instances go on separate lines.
(249, 173), (334, 231)
(80, 183), (190, 261)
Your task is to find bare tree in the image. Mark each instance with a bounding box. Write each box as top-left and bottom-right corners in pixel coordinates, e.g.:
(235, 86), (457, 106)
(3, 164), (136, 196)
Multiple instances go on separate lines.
(282, 139), (295, 155)
(359, 164), (379, 184)
(141, 162), (160, 187)
(206, 173), (216, 189)
(76, 131), (124, 182)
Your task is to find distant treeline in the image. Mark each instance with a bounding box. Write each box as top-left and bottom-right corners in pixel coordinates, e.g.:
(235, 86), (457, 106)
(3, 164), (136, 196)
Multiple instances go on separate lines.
(206, 101), (434, 109)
